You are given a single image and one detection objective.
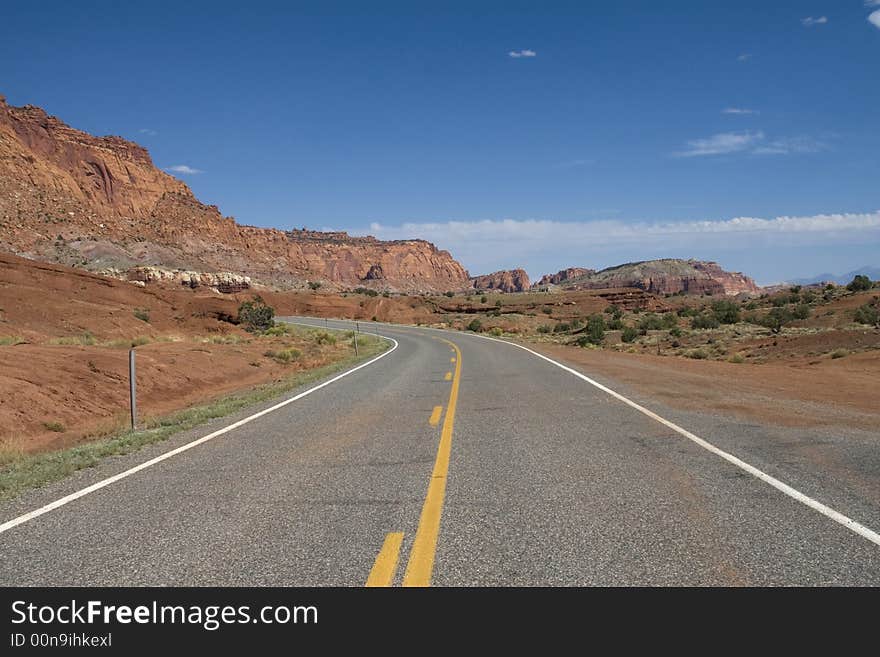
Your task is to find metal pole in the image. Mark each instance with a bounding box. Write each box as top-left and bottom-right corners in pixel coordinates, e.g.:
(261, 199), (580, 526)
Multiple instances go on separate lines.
(356, 321), (360, 333)
(129, 348), (137, 430)
(353, 333), (359, 357)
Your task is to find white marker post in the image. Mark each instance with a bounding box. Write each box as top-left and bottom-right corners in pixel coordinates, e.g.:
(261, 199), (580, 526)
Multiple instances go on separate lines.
(129, 348), (137, 430)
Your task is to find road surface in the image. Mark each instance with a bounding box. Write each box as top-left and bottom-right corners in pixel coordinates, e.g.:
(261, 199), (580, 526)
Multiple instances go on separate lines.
(1, 318), (878, 585)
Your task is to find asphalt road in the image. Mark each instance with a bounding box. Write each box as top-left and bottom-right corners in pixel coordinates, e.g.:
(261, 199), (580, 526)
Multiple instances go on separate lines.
(1, 318), (879, 585)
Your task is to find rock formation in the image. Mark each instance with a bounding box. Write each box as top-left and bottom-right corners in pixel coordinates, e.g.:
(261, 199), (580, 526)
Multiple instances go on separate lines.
(534, 267), (595, 287)
(470, 269), (531, 293)
(541, 259), (759, 296)
(0, 96), (470, 293)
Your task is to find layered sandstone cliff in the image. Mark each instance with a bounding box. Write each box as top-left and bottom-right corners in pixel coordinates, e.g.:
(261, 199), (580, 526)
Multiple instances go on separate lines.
(542, 259), (759, 296)
(0, 96), (470, 292)
(470, 269), (531, 293)
(534, 267), (595, 287)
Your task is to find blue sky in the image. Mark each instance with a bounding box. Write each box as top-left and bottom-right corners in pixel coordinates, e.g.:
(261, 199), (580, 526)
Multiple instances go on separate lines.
(2, 1), (878, 284)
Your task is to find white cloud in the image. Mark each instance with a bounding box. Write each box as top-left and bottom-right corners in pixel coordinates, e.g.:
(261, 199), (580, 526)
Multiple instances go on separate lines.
(801, 16), (828, 27)
(362, 212), (880, 278)
(508, 49), (537, 58)
(869, 10), (880, 28)
(722, 107), (759, 115)
(866, 1), (880, 7)
(752, 136), (825, 155)
(166, 165), (203, 175)
(675, 131), (825, 157)
(737, 53), (752, 62)
(138, 128), (158, 136)
(674, 131), (764, 157)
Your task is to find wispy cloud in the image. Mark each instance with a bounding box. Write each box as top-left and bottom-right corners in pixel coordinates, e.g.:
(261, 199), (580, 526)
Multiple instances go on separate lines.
(508, 49), (537, 58)
(674, 131), (764, 157)
(555, 158), (594, 168)
(362, 212), (880, 279)
(752, 136), (826, 155)
(866, 1), (880, 6)
(166, 165), (203, 175)
(801, 16), (828, 27)
(675, 131), (825, 157)
(737, 53), (752, 62)
(722, 107), (759, 115)
(869, 10), (880, 28)
(138, 128), (158, 136)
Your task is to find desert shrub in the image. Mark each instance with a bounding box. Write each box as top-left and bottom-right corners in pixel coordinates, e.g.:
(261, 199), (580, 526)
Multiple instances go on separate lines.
(621, 326), (638, 343)
(677, 306), (698, 317)
(585, 314), (606, 344)
(495, 300), (502, 308)
(313, 331), (337, 345)
(444, 291), (455, 298)
(686, 348), (708, 359)
(466, 318), (483, 332)
(662, 312), (678, 329)
(638, 314), (665, 331)
(744, 301), (758, 310)
(353, 287), (379, 297)
(691, 313), (720, 330)
(710, 299), (741, 324)
(801, 290), (816, 304)
(669, 326), (682, 338)
(308, 281), (322, 290)
(553, 322), (571, 333)
(536, 325), (552, 334)
(42, 421), (66, 433)
(480, 295), (488, 303)
(570, 318), (584, 330)
(133, 308), (151, 323)
(830, 349), (848, 359)
(607, 318), (624, 330)
(490, 327), (503, 336)
(541, 307), (553, 315)
(847, 275), (872, 292)
(790, 285), (802, 294)
(854, 304), (880, 326)
(791, 304), (811, 320)
(238, 297), (275, 332)
(728, 353), (745, 364)
(758, 307), (793, 333)
(264, 348), (302, 363)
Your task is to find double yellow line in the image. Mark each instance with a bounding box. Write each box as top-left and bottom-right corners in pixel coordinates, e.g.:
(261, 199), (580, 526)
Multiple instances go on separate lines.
(366, 338), (462, 587)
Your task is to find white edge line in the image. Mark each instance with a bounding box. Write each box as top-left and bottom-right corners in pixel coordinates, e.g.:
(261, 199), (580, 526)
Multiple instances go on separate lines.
(0, 332), (398, 536)
(469, 332), (880, 548)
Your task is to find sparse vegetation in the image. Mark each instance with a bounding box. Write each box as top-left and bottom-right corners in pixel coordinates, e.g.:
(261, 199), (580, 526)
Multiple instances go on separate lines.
(0, 336), (25, 346)
(854, 303), (879, 326)
(42, 421), (66, 433)
(133, 308), (150, 323)
(263, 348), (302, 363)
(237, 296), (275, 332)
(621, 326), (638, 343)
(584, 314), (605, 345)
(686, 348), (708, 359)
(846, 275), (873, 292)
(466, 318), (483, 332)
(50, 332), (96, 346)
(308, 281), (322, 290)
(691, 313), (720, 330)
(710, 299), (741, 325)
(830, 349), (849, 359)
(445, 291), (455, 298)
(480, 295), (488, 303)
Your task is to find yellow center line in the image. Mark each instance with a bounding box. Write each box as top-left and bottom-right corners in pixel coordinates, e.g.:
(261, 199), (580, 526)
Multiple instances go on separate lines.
(428, 405), (443, 427)
(403, 338), (462, 587)
(366, 532), (404, 587)
(444, 371), (452, 381)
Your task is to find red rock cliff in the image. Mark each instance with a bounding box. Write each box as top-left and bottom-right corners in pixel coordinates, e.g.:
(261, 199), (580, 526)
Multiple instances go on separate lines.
(0, 96), (470, 292)
(470, 269), (531, 293)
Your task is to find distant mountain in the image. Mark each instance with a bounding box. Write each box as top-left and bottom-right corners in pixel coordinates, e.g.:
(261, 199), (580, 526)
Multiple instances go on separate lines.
(535, 259), (759, 296)
(790, 266), (880, 286)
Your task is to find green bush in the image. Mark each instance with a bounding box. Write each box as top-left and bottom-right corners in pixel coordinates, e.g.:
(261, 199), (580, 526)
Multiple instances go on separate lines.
(854, 304), (880, 326)
(585, 314), (606, 345)
(710, 299), (741, 324)
(608, 318), (624, 330)
(43, 421), (66, 432)
(445, 291), (455, 298)
(495, 300), (502, 308)
(355, 287), (379, 297)
(238, 297), (275, 332)
(264, 348), (302, 363)
(691, 313), (720, 330)
(490, 327), (503, 336)
(308, 281), (322, 290)
(553, 322), (571, 333)
(480, 295), (488, 303)
(536, 325), (552, 334)
(638, 314), (665, 331)
(541, 307), (553, 315)
(847, 275), (873, 292)
(133, 308), (151, 323)
(621, 326), (638, 343)
(758, 307), (793, 333)
(791, 304), (811, 320)
(669, 327), (682, 338)
(677, 306), (698, 317)
(801, 290), (816, 304)
(466, 318), (483, 332)
(686, 348), (708, 360)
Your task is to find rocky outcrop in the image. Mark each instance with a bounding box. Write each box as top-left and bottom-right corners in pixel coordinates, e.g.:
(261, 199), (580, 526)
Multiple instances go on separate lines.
(470, 269), (531, 293)
(534, 267), (595, 287)
(0, 96), (470, 293)
(546, 259), (759, 296)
